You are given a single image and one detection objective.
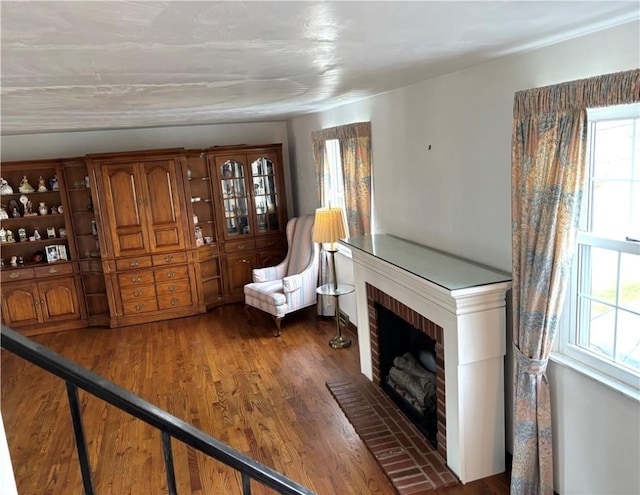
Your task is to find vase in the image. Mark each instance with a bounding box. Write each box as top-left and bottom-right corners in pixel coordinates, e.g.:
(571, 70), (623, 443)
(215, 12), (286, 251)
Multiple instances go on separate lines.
(38, 202), (48, 215)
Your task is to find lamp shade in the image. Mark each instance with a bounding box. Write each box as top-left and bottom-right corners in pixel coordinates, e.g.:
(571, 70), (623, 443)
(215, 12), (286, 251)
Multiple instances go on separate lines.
(313, 207), (347, 244)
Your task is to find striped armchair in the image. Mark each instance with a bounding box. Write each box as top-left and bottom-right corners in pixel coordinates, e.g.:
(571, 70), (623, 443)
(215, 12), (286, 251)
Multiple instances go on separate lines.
(244, 215), (320, 336)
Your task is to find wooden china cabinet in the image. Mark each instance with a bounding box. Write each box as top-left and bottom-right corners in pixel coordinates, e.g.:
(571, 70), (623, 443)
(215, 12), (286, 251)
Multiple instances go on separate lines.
(205, 144), (288, 300)
(0, 159), (86, 335)
(86, 149), (203, 327)
(1, 143), (290, 333)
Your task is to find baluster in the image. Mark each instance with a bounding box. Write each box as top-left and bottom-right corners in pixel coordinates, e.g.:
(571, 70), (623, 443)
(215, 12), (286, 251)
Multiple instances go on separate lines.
(66, 383), (95, 495)
(241, 473), (252, 495)
(161, 432), (177, 495)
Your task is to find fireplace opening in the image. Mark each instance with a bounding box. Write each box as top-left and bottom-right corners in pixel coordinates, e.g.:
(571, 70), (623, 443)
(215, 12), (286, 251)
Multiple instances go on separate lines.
(376, 303), (438, 447)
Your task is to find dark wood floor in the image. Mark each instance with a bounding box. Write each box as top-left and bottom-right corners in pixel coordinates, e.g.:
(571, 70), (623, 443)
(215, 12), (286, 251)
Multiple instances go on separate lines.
(1, 304), (510, 494)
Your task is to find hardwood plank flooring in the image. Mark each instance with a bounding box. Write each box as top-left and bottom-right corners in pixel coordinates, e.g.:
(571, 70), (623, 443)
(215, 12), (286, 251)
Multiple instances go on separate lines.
(1, 304), (510, 494)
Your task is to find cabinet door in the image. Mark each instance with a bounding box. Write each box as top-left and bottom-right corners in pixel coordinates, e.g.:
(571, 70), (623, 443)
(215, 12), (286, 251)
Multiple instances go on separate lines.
(248, 152), (284, 235)
(212, 155), (252, 241)
(140, 160), (187, 253)
(1, 283), (41, 327)
(101, 163), (149, 257)
(224, 252), (257, 297)
(37, 277), (82, 323)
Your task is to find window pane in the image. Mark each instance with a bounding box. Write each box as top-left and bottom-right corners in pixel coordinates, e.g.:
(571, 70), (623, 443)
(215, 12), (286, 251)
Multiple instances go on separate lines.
(584, 299), (615, 360)
(590, 180), (631, 237)
(620, 252), (640, 311)
(580, 246), (618, 305)
(593, 119), (634, 179)
(616, 309), (640, 369)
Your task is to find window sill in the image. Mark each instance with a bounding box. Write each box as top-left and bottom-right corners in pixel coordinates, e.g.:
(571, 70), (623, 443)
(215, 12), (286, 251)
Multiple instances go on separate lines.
(549, 352), (640, 403)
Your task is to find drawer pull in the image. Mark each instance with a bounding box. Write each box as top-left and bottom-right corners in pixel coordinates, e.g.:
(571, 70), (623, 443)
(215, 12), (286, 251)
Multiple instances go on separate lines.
(132, 276), (141, 282)
(135, 304), (144, 311)
(164, 255), (173, 262)
(40, 300), (45, 305)
(238, 244), (245, 249)
(48, 267), (58, 274)
(34, 300), (39, 306)
(167, 271), (176, 278)
(134, 289), (143, 297)
(170, 298), (179, 306)
(129, 260), (139, 267)
(168, 285), (177, 292)
(9, 272), (19, 279)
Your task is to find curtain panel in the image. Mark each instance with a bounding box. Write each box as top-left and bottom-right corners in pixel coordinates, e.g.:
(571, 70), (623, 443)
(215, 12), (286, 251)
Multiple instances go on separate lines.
(510, 68), (639, 495)
(312, 121), (372, 315)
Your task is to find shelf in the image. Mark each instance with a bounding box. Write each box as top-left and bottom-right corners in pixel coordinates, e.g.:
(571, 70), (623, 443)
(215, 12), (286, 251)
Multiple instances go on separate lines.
(1, 213), (65, 224)
(0, 190), (61, 200)
(0, 238), (69, 248)
(1, 260), (72, 270)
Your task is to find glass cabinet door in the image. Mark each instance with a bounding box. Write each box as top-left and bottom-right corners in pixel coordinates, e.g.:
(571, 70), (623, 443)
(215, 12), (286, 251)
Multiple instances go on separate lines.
(251, 157), (280, 233)
(220, 159), (250, 237)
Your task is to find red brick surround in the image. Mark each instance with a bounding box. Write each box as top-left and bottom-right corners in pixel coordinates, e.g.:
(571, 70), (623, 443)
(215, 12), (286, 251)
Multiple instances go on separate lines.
(326, 377), (457, 493)
(366, 283), (447, 459)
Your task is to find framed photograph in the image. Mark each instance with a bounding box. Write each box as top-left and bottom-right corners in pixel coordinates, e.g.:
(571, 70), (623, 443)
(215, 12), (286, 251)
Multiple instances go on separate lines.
(57, 244), (68, 261)
(45, 245), (60, 263)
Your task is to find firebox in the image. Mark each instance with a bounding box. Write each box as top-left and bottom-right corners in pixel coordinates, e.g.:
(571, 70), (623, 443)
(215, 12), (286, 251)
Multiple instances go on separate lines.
(376, 303), (439, 446)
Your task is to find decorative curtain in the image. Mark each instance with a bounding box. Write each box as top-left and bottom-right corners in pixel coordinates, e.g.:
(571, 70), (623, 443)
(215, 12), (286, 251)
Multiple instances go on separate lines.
(511, 69), (639, 495)
(312, 121), (372, 315)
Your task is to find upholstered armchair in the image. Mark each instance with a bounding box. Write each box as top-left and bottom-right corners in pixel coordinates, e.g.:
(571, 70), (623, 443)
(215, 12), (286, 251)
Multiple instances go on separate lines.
(244, 215), (320, 336)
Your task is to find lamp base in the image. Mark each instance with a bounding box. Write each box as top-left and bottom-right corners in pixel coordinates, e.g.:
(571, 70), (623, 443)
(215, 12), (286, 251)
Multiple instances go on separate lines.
(329, 334), (351, 349)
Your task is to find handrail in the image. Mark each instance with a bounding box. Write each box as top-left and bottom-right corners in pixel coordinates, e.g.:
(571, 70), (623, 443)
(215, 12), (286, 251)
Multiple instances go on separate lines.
(1, 325), (315, 495)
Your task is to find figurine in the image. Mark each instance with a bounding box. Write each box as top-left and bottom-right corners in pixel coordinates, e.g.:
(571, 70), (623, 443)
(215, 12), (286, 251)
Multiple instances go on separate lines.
(18, 176), (35, 194)
(49, 175), (59, 191)
(51, 206), (58, 215)
(10, 256), (17, 267)
(11, 207), (21, 218)
(17, 256), (24, 266)
(38, 202), (48, 216)
(24, 200), (35, 216)
(0, 228), (6, 242)
(5, 230), (15, 243)
(37, 176), (48, 192)
(33, 228), (41, 241)
(0, 205), (8, 220)
(0, 178), (14, 195)
(18, 228), (27, 242)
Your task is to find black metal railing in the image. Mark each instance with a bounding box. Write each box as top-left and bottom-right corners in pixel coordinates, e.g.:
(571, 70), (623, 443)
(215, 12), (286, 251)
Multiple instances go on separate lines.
(1, 325), (315, 495)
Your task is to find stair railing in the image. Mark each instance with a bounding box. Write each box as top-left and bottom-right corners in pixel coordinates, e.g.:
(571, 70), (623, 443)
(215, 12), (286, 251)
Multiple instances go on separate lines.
(1, 325), (315, 495)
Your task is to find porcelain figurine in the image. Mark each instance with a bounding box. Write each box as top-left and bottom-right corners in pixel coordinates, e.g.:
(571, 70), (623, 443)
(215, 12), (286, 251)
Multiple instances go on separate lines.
(0, 228), (6, 242)
(5, 230), (15, 243)
(49, 175), (59, 191)
(11, 207), (20, 218)
(24, 200), (35, 216)
(0, 178), (14, 195)
(18, 228), (27, 242)
(10, 256), (17, 267)
(0, 205), (8, 220)
(33, 228), (41, 241)
(18, 176), (35, 194)
(37, 176), (48, 192)
(38, 202), (48, 216)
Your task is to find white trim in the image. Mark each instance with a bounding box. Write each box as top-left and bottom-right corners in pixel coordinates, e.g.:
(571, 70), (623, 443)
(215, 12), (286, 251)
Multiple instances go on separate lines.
(587, 102), (640, 121)
(550, 351), (640, 403)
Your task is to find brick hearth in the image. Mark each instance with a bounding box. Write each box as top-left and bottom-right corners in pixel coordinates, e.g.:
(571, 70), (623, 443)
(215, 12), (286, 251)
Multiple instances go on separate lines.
(326, 377), (458, 494)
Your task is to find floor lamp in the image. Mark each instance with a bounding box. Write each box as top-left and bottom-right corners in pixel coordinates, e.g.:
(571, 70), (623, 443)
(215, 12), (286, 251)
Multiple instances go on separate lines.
(313, 206), (352, 348)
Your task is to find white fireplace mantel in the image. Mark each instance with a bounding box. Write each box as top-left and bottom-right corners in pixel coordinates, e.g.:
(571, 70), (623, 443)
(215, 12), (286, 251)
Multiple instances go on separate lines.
(342, 234), (512, 484)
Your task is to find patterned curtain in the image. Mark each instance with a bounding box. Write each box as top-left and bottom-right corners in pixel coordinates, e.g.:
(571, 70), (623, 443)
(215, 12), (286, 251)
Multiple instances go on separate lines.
(312, 122), (372, 315)
(511, 69), (639, 495)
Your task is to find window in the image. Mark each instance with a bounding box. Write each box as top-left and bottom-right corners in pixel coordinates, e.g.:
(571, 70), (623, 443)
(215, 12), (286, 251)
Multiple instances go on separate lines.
(559, 103), (640, 392)
(323, 139), (348, 231)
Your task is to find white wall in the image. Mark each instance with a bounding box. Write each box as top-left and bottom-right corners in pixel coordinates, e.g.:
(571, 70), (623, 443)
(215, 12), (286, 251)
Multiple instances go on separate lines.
(1, 121), (295, 216)
(287, 20), (640, 495)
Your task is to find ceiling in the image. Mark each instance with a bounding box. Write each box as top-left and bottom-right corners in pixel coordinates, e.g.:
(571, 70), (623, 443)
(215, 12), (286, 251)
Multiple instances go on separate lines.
(1, 1), (638, 135)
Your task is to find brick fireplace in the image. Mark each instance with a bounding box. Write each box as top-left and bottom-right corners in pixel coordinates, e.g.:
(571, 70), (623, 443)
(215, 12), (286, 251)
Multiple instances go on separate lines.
(367, 283), (447, 459)
(343, 234), (512, 484)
